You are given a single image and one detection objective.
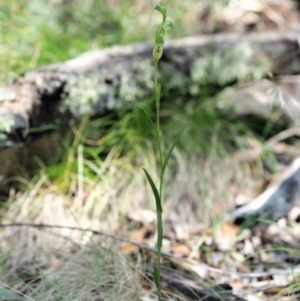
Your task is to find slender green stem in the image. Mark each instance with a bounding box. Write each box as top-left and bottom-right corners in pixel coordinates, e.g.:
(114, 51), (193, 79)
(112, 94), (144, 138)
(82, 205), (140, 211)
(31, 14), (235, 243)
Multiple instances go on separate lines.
(154, 61), (164, 199)
(155, 61), (159, 130)
(156, 212), (162, 301)
(154, 59), (163, 301)
(155, 64), (162, 166)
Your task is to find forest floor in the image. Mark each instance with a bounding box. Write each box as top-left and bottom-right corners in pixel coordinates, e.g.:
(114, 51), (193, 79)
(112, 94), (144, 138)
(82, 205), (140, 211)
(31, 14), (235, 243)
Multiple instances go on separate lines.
(2, 1), (300, 300)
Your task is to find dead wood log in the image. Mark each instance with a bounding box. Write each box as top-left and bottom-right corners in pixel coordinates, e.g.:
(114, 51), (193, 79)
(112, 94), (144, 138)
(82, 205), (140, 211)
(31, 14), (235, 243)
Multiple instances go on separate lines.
(1, 30), (300, 149)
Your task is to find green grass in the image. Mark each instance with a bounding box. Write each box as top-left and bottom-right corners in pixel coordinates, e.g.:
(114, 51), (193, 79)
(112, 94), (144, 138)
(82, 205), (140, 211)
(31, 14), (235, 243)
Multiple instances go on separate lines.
(0, 0), (204, 84)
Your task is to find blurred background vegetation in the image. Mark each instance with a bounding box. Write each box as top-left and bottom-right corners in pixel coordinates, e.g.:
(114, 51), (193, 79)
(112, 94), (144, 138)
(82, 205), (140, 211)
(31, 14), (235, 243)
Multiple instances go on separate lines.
(1, 0), (296, 225)
(1, 0), (293, 223)
(0, 0), (205, 83)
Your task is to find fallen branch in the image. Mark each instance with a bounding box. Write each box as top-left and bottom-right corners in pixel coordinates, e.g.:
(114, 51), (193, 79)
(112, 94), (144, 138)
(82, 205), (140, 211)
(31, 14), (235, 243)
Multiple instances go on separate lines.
(1, 30), (300, 149)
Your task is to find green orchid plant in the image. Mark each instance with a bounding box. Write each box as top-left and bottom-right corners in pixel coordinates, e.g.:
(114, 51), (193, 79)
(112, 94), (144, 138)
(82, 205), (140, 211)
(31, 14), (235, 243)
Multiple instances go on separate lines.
(143, 5), (173, 301)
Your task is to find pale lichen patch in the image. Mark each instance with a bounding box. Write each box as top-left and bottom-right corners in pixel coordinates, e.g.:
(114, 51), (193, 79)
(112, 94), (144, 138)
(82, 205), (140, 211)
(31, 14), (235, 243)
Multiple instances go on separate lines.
(0, 88), (16, 103)
(61, 74), (106, 116)
(191, 43), (270, 88)
(0, 115), (15, 133)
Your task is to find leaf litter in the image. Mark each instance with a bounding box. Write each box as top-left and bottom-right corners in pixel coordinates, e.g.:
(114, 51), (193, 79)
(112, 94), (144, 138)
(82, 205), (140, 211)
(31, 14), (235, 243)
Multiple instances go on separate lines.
(2, 149), (300, 300)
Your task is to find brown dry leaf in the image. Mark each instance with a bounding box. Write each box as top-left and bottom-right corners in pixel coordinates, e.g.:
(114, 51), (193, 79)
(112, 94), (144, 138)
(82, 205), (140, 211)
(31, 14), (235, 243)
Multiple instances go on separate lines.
(49, 255), (62, 269)
(171, 258), (209, 279)
(170, 218), (189, 241)
(220, 223), (240, 238)
(288, 206), (300, 222)
(119, 243), (139, 255)
(243, 238), (254, 255)
(265, 221), (300, 248)
(263, 286), (285, 294)
(170, 243), (191, 257)
(215, 223), (240, 251)
(213, 202), (222, 216)
(119, 227), (150, 255)
(129, 227), (149, 242)
(127, 208), (156, 225)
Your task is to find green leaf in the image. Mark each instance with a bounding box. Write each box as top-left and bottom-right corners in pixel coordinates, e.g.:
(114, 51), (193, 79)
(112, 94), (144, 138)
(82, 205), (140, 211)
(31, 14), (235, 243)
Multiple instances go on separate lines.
(143, 168), (162, 213)
(140, 107), (160, 139)
(140, 107), (155, 128)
